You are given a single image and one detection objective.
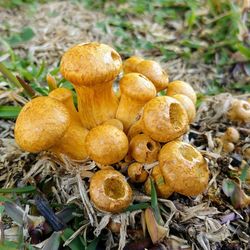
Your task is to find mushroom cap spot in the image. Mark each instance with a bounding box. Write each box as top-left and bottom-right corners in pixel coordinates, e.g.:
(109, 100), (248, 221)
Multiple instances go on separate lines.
(85, 124), (129, 165)
(172, 94), (196, 123)
(120, 73), (156, 102)
(142, 96), (189, 142)
(135, 60), (169, 91)
(159, 141), (209, 196)
(129, 134), (160, 163)
(60, 42), (122, 86)
(167, 80), (197, 104)
(14, 96), (70, 153)
(89, 169), (133, 213)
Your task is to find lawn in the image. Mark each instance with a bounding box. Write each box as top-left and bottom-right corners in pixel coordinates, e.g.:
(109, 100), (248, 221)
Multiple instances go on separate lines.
(0, 0), (249, 249)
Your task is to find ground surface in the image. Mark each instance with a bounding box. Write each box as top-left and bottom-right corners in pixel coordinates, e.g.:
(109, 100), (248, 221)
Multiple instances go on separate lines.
(0, 1), (250, 250)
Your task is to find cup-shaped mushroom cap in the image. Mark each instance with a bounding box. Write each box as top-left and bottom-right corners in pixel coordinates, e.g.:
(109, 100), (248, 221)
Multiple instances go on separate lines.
(228, 99), (250, 123)
(15, 96), (70, 153)
(135, 60), (169, 91)
(144, 165), (173, 198)
(120, 73), (156, 102)
(129, 134), (161, 163)
(123, 56), (143, 74)
(167, 80), (197, 104)
(60, 42), (122, 86)
(90, 169), (133, 213)
(159, 141), (209, 196)
(85, 124), (129, 165)
(171, 94), (196, 123)
(142, 96), (189, 142)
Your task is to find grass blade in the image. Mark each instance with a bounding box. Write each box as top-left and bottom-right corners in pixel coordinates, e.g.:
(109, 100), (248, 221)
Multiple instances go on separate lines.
(61, 228), (86, 250)
(125, 202), (149, 212)
(0, 106), (21, 119)
(0, 186), (36, 194)
(150, 178), (164, 226)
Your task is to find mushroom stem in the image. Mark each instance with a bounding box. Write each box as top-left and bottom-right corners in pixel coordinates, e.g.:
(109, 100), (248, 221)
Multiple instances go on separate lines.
(76, 81), (118, 128)
(48, 88), (89, 161)
(116, 96), (145, 131)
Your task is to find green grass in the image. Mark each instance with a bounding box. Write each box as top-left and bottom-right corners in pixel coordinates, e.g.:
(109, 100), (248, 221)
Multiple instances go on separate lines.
(0, 0), (249, 120)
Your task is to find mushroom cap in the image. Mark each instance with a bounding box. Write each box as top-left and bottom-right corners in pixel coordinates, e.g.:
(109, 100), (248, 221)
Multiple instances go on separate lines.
(85, 124), (129, 165)
(123, 56), (143, 74)
(171, 94), (196, 123)
(224, 127), (240, 143)
(60, 42), (122, 86)
(102, 118), (124, 131)
(167, 80), (197, 104)
(127, 162), (148, 183)
(129, 134), (161, 163)
(135, 60), (169, 91)
(90, 169), (133, 213)
(120, 73), (156, 102)
(159, 141), (209, 196)
(142, 96), (189, 142)
(144, 165), (173, 198)
(15, 96), (70, 153)
(228, 99), (250, 123)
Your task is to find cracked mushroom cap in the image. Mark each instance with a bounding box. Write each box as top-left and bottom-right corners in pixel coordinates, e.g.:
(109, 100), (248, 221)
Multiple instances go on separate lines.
(85, 124), (129, 165)
(135, 60), (169, 91)
(120, 73), (156, 102)
(90, 169), (133, 213)
(60, 42), (122, 86)
(14, 96), (70, 153)
(142, 96), (189, 142)
(159, 141), (209, 196)
(129, 134), (161, 163)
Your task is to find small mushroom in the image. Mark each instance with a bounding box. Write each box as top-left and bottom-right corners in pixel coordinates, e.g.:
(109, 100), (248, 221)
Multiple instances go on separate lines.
(123, 56), (143, 74)
(127, 162), (148, 183)
(89, 169), (133, 213)
(129, 134), (161, 163)
(135, 60), (169, 91)
(48, 88), (89, 160)
(171, 94), (196, 123)
(222, 141), (235, 153)
(224, 127), (240, 143)
(166, 80), (197, 104)
(116, 73), (156, 131)
(60, 42), (122, 129)
(85, 124), (129, 165)
(15, 96), (70, 153)
(144, 165), (173, 198)
(128, 96), (189, 142)
(228, 99), (250, 123)
(159, 141), (209, 196)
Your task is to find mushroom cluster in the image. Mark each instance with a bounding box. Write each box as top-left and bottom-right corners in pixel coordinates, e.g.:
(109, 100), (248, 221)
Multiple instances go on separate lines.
(14, 42), (210, 213)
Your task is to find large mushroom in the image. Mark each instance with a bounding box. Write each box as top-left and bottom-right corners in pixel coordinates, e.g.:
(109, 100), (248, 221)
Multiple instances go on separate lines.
(15, 96), (70, 153)
(116, 73), (156, 131)
(14, 94), (89, 161)
(85, 124), (129, 165)
(159, 141), (209, 196)
(60, 42), (122, 129)
(128, 96), (189, 142)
